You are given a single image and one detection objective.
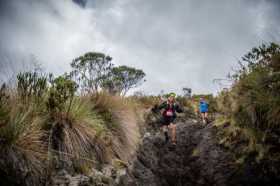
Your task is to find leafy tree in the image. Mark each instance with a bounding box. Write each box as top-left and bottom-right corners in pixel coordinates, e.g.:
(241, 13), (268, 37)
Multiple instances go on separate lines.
(70, 52), (113, 93)
(101, 65), (146, 95)
(232, 42), (280, 80)
(230, 43), (280, 128)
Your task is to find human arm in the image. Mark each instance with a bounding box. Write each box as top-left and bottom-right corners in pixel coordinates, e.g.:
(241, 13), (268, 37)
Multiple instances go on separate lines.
(151, 101), (167, 113)
(175, 103), (184, 113)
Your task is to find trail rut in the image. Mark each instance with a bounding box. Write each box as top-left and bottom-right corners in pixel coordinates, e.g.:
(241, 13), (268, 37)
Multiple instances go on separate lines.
(122, 119), (237, 186)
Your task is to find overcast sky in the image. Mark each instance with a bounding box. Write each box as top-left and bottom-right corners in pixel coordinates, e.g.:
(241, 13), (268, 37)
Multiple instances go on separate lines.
(0, 0), (280, 95)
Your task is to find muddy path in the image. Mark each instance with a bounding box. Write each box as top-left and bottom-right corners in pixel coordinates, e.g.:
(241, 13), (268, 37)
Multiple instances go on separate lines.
(122, 119), (238, 186)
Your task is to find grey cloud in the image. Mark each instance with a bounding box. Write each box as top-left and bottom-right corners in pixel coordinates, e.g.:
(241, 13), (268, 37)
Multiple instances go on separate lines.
(0, 0), (280, 95)
(72, 0), (87, 8)
(88, 0), (280, 94)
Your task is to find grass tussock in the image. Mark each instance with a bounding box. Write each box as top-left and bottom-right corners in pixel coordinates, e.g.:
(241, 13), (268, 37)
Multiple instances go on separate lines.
(49, 97), (109, 170)
(0, 50), (147, 185)
(0, 69), (142, 185)
(0, 90), (47, 185)
(91, 92), (140, 162)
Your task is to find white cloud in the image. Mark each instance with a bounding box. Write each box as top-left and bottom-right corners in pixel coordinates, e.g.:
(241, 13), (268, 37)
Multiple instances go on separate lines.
(0, 0), (279, 95)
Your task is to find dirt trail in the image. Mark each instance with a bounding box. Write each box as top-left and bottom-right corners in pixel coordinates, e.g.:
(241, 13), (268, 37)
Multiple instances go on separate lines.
(121, 119), (238, 186)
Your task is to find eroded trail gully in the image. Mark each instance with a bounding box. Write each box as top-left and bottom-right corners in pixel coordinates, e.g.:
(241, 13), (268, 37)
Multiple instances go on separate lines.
(122, 120), (237, 186)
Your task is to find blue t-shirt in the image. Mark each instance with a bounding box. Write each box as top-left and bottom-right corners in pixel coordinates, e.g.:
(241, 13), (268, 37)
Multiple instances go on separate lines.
(199, 101), (208, 112)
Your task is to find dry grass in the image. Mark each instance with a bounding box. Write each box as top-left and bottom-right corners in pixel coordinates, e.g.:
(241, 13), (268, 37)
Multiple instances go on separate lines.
(130, 95), (161, 109)
(91, 92), (140, 162)
(0, 99), (47, 185)
(0, 82), (143, 183)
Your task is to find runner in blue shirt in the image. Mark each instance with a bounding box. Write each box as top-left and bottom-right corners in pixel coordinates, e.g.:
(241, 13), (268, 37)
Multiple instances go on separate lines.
(199, 97), (209, 124)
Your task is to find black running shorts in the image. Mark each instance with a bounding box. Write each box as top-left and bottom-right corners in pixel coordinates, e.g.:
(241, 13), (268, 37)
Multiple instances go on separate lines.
(161, 116), (176, 126)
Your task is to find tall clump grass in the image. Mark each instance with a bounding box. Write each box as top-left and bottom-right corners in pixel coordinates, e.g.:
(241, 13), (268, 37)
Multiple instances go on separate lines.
(0, 83), (47, 186)
(0, 72), (142, 184)
(45, 75), (110, 173)
(48, 98), (109, 171)
(0, 56), (144, 184)
(90, 92), (140, 163)
(0, 72), (111, 184)
(45, 77), (141, 173)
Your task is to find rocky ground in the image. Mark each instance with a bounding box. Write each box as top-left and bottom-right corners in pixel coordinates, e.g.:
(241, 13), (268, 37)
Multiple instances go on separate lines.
(121, 119), (238, 186)
(48, 118), (242, 186)
(1, 112), (276, 186)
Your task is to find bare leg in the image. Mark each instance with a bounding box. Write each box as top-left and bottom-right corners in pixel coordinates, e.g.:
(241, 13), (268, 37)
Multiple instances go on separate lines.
(162, 125), (169, 142)
(170, 123), (176, 144)
(162, 125), (168, 132)
(201, 112), (205, 124)
(205, 112), (208, 123)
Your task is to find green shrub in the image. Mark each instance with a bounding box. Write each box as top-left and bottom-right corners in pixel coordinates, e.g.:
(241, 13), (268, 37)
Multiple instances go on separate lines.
(47, 74), (78, 115)
(216, 42), (280, 179)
